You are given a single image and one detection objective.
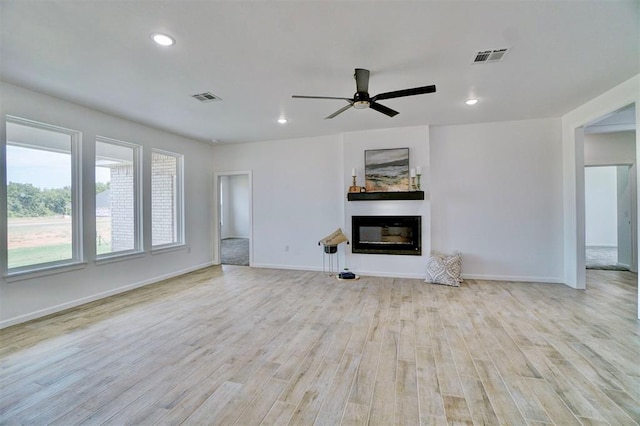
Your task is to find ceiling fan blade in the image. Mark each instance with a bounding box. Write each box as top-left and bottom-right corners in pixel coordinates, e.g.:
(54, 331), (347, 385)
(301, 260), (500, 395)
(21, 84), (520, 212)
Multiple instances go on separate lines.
(354, 68), (370, 93)
(292, 95), (353, 101)
(325, 103), (354, 119)
(372, 85), (436, 101)
(369, 101), (399, 117)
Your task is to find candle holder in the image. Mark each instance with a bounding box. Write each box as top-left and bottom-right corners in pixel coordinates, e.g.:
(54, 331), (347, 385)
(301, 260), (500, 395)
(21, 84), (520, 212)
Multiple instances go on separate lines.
(416, 173), (422, 190)
(349, 172), (361, 193)
(411, 176), (416, 191)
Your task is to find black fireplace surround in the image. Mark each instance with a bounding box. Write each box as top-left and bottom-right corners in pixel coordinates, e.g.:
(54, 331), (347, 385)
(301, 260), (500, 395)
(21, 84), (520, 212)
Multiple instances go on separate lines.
(352, 215), (421, 256)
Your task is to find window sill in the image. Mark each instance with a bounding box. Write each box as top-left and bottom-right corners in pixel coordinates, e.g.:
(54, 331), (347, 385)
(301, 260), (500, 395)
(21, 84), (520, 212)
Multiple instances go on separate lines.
(151, 243), (186, 255)
(95, 251), (146, 266)
(5, 261), (87, 283)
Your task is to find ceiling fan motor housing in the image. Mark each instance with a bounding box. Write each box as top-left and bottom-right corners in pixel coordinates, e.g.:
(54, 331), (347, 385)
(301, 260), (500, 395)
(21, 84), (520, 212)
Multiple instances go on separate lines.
(353, 92), (370, 109)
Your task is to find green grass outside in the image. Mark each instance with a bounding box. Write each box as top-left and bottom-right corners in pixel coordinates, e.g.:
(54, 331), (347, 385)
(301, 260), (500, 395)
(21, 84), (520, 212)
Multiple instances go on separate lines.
(8, 242), (113, 269)
(8, 243), (73, 269)
(96, 243), (112, 255)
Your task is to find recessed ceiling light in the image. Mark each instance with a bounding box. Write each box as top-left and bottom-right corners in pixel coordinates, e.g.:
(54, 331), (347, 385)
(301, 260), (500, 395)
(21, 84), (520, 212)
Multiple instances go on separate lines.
(278, 118), (288, 124)
(151, 33), (175, 47)
(465, 99), (479, 105)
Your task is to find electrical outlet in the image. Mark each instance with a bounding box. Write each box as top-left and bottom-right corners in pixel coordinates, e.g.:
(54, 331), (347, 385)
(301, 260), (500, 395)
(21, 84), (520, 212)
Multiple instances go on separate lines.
(284, 245), (289, 252)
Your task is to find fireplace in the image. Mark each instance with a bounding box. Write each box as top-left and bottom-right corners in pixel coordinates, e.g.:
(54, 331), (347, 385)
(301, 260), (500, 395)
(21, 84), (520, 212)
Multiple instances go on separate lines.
(352, 215), (421, 255)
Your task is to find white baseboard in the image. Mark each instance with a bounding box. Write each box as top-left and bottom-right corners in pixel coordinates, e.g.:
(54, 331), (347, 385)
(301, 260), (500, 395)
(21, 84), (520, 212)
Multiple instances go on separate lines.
(251, 263), (323, 272)
(350, 272), (563, 282)
(253, 263), (564, 283)
(252, 264), (423, 279)
(350, 270), (427, 279)
(461, 273), (564, 284)
(0, 262), (215, 330)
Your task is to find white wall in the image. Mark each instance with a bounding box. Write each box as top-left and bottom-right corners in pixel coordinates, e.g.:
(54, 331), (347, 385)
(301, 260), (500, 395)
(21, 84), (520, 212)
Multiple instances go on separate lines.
(430, 118), (564, 283)
(584, 166), (617, 247)
(562, 74), (639, 290)
(584, 131), (636, 166)
(211, 135), (344, 270)
(617, 165), (634, 269)
(220, 174), (250, 239)
(229, 174), (250, 237)
(343, 126), (430, 278)
(220, 175), (232, 239)
(0, 82), (215, 328)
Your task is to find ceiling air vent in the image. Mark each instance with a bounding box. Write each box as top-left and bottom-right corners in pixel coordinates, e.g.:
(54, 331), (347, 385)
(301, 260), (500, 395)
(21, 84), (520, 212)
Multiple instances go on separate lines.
(191, 92), (221, 102)
(472, 48), (508, 64)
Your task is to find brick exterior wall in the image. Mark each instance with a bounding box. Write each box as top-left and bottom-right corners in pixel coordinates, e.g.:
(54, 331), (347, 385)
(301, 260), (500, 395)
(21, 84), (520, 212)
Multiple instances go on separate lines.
(110, 165), (134, 251)
(151, 152), (177, 246)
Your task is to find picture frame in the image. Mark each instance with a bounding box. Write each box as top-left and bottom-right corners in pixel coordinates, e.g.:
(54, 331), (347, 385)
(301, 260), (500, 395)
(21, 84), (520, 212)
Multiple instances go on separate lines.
(364, 148), (410, 192)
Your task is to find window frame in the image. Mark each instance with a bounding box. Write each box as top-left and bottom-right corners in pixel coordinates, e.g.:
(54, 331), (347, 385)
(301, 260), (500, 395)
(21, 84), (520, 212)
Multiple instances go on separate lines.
(4, 115), (84, 279)
(150, 148), (185, 251)
(95, 136), (143, 261)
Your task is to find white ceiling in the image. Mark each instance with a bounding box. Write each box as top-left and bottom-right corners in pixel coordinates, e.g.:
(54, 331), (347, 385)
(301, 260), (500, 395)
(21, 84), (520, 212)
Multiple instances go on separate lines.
(1, 1), (638, 144)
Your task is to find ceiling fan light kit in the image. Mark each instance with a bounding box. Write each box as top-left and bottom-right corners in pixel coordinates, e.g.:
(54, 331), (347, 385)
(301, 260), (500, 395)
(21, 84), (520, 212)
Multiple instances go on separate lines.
(292, 68), (436, 119)
(151, 33), (175, 47)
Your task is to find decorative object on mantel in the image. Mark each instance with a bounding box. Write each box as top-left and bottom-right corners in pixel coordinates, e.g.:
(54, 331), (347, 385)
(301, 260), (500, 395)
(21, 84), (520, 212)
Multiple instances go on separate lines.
(410, 168), (417, 191)
(365, 148), (410, 192)
(318, 228), (349, 276)
(409, 166), (423, 190)
(349, 168), (362, 193)
(425, 250), (463, 287)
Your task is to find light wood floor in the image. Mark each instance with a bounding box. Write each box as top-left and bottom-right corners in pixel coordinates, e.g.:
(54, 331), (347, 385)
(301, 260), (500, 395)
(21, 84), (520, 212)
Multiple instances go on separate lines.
(1, 266), (638, 425)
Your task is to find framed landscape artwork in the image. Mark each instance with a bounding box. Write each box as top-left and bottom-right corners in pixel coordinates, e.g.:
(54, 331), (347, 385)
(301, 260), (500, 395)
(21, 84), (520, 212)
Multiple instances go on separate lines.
(364, 148), (410, 192)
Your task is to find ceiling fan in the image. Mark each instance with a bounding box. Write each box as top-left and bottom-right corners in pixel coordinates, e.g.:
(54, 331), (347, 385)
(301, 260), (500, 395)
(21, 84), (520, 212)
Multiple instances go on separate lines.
(292, 68), (436, 119)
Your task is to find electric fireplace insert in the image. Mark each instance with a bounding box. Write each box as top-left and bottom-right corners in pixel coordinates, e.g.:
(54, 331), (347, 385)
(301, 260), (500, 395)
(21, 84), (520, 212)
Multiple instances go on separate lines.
(351, 215), (421, 255)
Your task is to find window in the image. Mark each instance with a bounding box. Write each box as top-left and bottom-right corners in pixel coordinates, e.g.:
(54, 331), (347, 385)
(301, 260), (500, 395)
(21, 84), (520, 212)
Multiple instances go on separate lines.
(151, 150), (184, 247)
(95, 137), (142, 258)
(5, 116), (82, 273)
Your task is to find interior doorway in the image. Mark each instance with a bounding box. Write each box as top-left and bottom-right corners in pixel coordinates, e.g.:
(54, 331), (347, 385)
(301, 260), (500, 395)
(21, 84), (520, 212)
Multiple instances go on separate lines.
(585, 165), (635, 271)
(579, 102), (637, 283)
(215, 171), (252, 266)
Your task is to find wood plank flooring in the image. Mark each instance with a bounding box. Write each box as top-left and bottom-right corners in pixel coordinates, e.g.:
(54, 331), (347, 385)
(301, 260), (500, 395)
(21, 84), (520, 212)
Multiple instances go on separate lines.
(0, 266), (638, 425)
